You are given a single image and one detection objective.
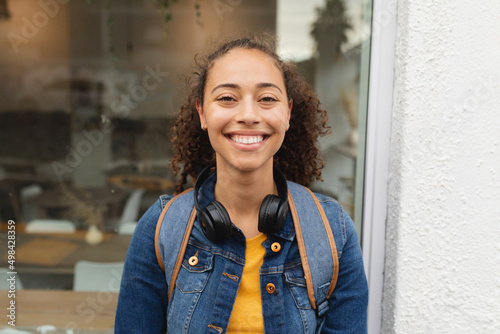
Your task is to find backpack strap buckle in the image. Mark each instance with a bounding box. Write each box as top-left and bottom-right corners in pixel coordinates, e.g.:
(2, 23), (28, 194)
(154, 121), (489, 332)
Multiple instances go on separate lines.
(316, 299), (330, 318)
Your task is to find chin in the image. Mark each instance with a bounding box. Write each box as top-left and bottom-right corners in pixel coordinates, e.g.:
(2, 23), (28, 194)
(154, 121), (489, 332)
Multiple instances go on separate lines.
(218, 158), (274, 174)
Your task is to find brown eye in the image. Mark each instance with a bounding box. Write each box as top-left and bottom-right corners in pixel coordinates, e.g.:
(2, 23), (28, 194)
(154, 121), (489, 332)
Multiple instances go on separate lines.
(260, 96), (278, 103)
(217, 96), (235, 102)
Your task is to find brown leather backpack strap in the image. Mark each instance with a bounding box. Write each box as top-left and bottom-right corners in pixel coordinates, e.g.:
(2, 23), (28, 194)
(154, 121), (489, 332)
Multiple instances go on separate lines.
(287, 181), (339, 315)
(288, 192), (317, 309)
(304, 187), (339, 298)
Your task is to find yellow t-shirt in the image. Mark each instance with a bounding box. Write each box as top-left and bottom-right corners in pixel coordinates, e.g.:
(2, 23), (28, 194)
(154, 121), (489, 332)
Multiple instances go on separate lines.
(227, 233), (267, 333)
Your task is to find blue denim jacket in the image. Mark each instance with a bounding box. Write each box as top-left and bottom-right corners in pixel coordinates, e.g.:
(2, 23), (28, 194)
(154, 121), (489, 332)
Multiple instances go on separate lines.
(115, 175), (368, 333)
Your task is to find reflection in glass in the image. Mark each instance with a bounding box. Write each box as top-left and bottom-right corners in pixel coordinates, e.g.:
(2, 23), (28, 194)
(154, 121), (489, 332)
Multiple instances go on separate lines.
(0, 0), (371, 296)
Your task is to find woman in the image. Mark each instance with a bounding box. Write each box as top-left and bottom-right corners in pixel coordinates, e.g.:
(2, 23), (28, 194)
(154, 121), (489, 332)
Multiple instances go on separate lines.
(115, 34), (368, 333)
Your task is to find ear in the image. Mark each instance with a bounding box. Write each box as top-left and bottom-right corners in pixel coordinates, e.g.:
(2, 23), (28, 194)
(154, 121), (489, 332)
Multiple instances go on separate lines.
(196, 98), (206, 129)
(287, 99), (293, 123)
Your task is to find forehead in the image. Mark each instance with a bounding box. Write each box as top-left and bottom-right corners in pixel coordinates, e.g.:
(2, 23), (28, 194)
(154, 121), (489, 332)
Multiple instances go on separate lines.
(206, 48), (285, 88)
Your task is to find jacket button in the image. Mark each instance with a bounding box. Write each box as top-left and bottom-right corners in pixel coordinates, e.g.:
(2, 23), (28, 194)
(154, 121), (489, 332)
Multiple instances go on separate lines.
(271, 242), (281, 252)
(188, 256), (198, 266)
(266, 283), (276, 294)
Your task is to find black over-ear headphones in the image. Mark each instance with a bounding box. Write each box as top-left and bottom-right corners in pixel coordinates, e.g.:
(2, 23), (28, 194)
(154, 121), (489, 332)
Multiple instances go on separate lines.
(193, 165), (289, 243)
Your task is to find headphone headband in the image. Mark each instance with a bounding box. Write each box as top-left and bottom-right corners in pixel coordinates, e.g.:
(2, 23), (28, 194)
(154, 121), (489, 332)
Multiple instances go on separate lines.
(193, 164), (215, 213)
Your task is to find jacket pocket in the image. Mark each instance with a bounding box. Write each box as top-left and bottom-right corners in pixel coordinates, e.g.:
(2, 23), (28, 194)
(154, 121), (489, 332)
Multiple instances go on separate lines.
(167, 244), (214, 333)
(176, 244), (213, 293)
(284, 263), (312, 310)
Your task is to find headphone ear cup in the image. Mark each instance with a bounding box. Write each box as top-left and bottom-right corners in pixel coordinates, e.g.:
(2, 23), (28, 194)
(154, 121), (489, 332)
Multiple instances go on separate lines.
(258, 194), (281, 233)
(203, 201), (233, 243)
(276, 200), (289, 229)
(198, 209), (216, 243)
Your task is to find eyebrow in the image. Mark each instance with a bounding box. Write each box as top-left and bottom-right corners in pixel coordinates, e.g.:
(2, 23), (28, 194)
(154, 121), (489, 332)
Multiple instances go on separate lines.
(211, 82), (283, 94)
(256, 82), (283, 94)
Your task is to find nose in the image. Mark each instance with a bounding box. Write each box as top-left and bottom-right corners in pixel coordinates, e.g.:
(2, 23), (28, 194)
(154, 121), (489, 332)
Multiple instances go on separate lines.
(235, 98), (261, 125)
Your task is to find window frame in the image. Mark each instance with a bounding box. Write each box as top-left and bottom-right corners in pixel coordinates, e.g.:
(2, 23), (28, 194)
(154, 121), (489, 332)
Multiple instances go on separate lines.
(361, 0), (397, 332)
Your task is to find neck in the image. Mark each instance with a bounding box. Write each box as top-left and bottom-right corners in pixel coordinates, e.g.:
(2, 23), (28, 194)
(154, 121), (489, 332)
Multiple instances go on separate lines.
(214, 163), (277, 238)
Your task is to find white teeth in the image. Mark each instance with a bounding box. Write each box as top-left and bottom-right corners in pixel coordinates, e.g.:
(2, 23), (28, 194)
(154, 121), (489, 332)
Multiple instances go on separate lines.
(230, 135), (264, 144)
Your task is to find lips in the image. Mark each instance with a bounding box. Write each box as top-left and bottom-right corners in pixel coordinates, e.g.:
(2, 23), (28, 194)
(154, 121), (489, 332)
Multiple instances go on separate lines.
(229, 134), (265, 144)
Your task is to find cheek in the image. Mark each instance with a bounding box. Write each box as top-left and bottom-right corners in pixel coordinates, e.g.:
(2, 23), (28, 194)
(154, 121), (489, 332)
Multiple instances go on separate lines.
(204, 106), (229, 126)
(205, 114), (229, 146)
(270, 110), (290, 130)
(205, 130), (221, 153)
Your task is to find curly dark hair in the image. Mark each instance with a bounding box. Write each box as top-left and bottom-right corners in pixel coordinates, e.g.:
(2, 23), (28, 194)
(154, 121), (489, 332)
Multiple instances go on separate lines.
(171, 33), (331, 194)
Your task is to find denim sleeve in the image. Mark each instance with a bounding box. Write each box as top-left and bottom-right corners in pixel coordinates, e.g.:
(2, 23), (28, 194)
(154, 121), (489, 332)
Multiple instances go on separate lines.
(115, 198), (168, 333)
(321, 210), (368, 334)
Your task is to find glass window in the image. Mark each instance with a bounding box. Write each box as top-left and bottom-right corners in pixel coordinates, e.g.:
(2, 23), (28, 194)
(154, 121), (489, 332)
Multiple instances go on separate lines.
(0, 0), (372, 329)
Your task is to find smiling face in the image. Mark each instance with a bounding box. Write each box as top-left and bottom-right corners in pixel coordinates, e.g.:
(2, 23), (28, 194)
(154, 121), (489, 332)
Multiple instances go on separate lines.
(197, 48), (292, 175)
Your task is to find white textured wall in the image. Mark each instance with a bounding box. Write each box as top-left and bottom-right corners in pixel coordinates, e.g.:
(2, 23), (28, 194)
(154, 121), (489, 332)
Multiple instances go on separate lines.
(383, 0), (500, 333)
